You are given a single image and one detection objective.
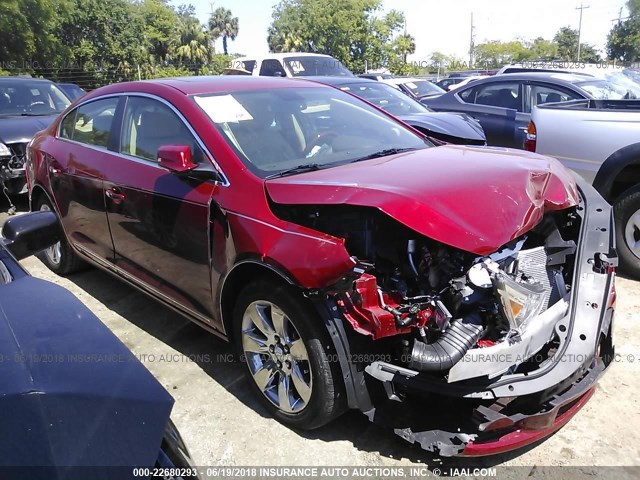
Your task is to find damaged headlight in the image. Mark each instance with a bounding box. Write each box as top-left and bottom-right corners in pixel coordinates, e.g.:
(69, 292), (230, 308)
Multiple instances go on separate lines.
(492, 272), (546, 330)
(0, 143), (10, 157)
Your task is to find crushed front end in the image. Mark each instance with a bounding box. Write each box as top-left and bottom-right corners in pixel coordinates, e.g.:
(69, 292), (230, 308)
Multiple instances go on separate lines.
(292, 176), (616, 456)
(0, 141), (28, 196)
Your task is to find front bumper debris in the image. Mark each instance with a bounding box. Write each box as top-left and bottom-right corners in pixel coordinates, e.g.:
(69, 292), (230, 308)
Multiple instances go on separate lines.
(355, 176), (616, 456)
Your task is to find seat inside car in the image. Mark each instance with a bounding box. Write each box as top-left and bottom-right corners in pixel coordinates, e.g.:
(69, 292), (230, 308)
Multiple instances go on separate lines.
(543, 92), (562, 104)
(134, 110), (195, 161)
(227, 97), (298, 167)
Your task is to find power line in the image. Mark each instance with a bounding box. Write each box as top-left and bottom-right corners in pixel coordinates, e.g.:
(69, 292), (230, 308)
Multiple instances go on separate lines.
(576, 3), (590, 62)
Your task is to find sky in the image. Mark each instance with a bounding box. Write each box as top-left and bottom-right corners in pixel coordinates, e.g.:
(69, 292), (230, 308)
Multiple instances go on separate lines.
(184, 0), (629, 63)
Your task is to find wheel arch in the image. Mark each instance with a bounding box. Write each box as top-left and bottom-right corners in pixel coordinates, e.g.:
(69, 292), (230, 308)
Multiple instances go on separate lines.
(29, 183), (54, 212)
(593, 142), (640, 204)
(218, 259), (298, 340)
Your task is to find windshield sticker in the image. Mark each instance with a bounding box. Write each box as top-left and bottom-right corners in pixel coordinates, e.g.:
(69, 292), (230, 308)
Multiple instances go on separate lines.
(194, 95), (253, 123)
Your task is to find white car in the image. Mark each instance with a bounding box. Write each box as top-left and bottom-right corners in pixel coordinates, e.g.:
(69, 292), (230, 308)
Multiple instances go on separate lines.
(225, 53), (353, 78)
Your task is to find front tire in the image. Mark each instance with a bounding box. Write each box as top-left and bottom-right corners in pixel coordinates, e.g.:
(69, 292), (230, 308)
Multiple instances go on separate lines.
(35, 196), (86, 275)
(233, 282), (346, 430)
(614, 186), (640, 279)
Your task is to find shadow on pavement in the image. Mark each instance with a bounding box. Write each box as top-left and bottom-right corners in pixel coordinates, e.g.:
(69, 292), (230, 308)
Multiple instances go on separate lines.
(61, 263), (547, 468)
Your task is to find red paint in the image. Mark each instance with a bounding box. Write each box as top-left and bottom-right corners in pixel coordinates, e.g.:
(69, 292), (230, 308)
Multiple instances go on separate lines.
(337, 273), (432, 339)
(462, 387), (595, 456)
(266, 145), (579, 255)
(157, 145), (197, 172)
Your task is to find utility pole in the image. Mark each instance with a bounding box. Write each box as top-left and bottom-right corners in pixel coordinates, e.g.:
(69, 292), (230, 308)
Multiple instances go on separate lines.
(469, 12), (475, 69)
(576, 3), (590, 62)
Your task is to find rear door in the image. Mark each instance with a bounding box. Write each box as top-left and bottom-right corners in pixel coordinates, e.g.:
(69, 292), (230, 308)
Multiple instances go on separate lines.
(452, 81), (525, 148)
(103, 95), (219, 323)
(48, 96), (121, 261)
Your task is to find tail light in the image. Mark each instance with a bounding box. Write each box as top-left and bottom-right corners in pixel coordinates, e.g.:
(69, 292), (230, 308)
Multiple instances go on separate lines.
(524, 121), (537, 152)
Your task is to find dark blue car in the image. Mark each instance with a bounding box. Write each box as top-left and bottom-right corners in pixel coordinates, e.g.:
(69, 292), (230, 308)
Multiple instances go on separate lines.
(0, 212), (199, 479)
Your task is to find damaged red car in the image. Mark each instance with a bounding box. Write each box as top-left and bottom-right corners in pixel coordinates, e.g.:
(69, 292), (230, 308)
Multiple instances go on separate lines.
(26, 76), (617, 457)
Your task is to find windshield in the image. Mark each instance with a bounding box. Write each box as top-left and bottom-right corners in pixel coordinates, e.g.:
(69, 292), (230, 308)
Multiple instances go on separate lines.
(601, 71), (640, 98)
(284, 56), (354, 77)
(0, 80), (71, 116)
(339, 82), (429, 116)
(577, 79), (637, 100)
(401, 80), (446, 98)
(193, 87), (428, 178)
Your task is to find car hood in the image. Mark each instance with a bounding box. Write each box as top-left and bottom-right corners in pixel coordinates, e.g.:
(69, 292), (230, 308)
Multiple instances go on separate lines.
(398, 111), (486, 142)
(265, 145), (579, 255)
(0, 114), (58, 144)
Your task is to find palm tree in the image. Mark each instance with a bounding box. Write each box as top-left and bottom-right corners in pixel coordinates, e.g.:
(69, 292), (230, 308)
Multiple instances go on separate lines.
(175, 17), (209, 69)
(395, 33), (416, 63)
(209, 7), (239, 55)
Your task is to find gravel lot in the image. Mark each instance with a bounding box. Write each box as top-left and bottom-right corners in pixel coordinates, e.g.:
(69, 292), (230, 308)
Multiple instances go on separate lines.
(3, 195), (639, 475)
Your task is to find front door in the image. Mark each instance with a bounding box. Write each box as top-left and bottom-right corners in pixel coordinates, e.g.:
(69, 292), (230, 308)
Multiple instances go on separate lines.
(103, 95), (218, 323)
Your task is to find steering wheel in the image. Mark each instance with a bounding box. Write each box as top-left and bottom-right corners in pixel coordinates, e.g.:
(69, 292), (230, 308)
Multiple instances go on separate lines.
(303, 131), (338, 156)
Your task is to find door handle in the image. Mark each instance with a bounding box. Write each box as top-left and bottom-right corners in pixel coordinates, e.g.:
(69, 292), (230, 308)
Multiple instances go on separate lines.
(105, 188), (125, 204)
(49, 165), (62, 176)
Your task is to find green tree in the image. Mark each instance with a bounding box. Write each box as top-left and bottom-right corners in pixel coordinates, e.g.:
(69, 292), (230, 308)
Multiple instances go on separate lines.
(553, 26), (601, 62)
(0, 0), (72, 69)
(473, 40), (532, 69)
(209, 7), (239, 55)
(527, 37), (559, 60)
(175, 16), (209, 70)
(136, 0), (179, 64)
(429, 52), (453, 72)
(607, 0), (640, 62)
(58, 0), (147, 86)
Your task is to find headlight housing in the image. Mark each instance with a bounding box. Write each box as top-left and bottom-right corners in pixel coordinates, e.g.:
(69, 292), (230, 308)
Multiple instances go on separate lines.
(492, 272), (546, 330)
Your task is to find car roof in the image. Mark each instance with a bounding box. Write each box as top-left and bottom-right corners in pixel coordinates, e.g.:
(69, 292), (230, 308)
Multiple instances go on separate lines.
(234, 53), (337, 62)
(88, 76), (330, 97)
(456, 72), (594, 88)
(0, 77), (55, 84)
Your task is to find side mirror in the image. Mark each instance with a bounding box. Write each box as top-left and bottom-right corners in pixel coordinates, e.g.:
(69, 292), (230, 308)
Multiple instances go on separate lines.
(2, 211), (60, 260)
(158, 145), (197, 173)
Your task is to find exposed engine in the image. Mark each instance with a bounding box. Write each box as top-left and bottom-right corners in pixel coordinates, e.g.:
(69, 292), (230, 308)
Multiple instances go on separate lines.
(273, 204), (580, 375)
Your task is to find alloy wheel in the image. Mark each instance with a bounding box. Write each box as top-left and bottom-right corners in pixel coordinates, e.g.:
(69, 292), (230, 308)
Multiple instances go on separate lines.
(241, 300), (313, 414)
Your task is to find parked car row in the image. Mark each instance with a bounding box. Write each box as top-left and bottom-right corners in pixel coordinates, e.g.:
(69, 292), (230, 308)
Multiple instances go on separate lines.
(527, 99), (640, 278)
(23, 75), (616, 459)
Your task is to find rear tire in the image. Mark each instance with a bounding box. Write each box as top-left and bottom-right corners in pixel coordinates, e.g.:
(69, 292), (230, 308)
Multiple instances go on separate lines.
(233, 281), (347, 430)
(35, 196), (86, 275)
(614, 186), (640, 279)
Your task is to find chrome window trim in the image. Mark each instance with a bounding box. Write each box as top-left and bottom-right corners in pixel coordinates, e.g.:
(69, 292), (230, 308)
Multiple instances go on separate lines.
(56, 92), (230, 187)
(57, 94), (120, 144)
